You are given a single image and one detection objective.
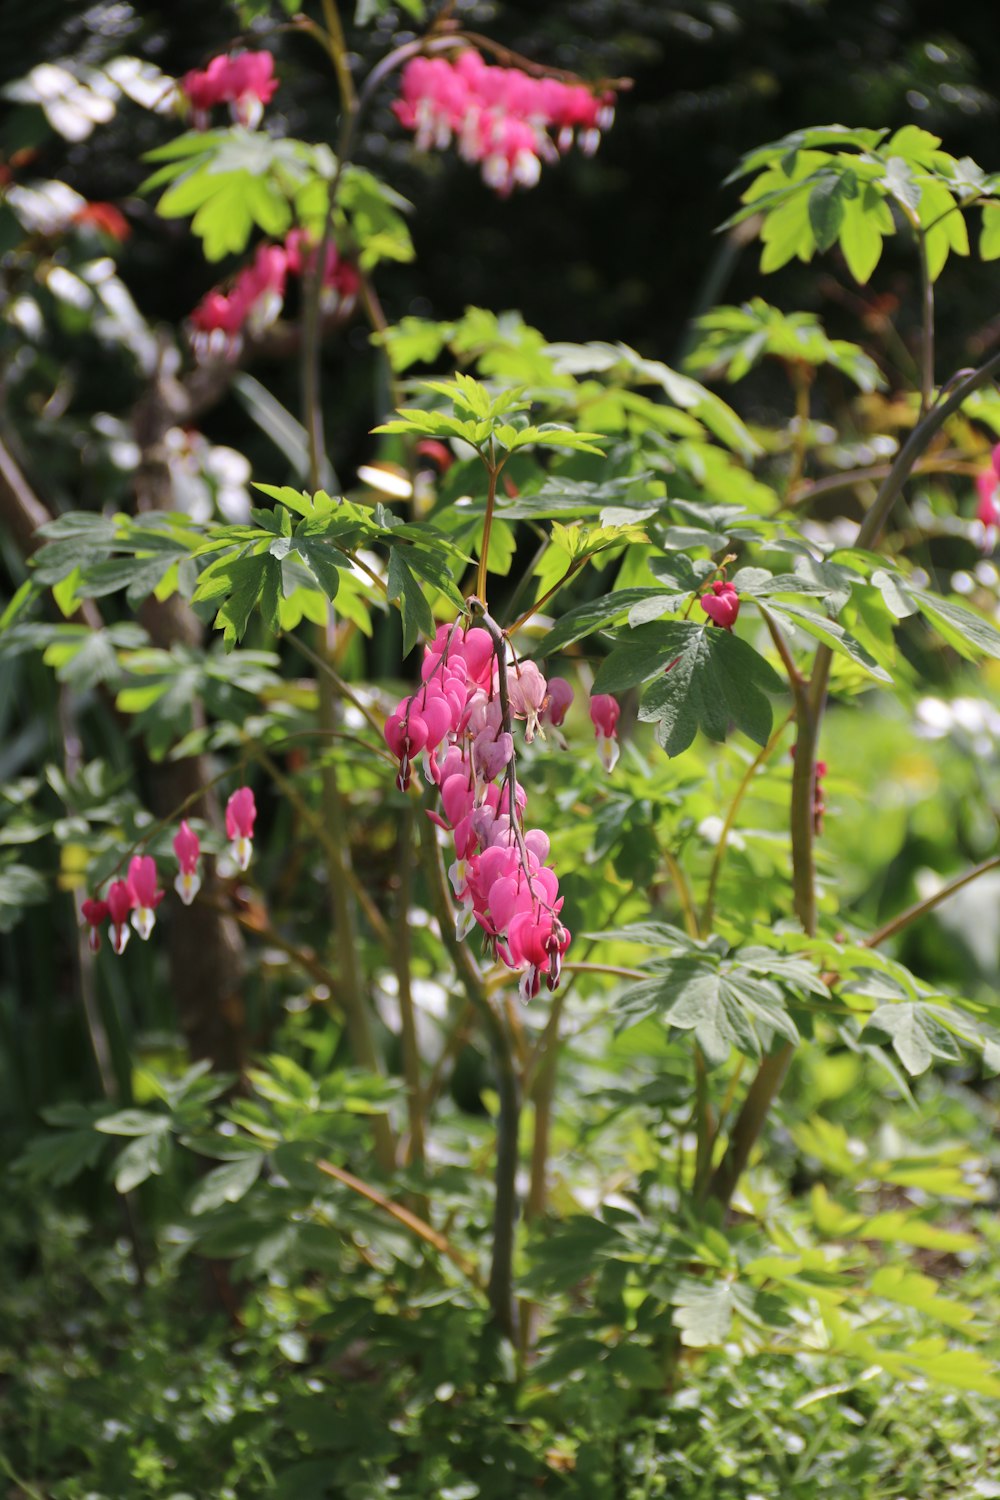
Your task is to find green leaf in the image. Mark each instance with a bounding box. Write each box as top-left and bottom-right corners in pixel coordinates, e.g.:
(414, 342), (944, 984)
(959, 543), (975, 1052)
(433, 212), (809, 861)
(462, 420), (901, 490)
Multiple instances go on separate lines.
(809, 171), (854, 251)
(386, 550), (433, 656)
(864, 1002), (964, 1076)
(871, 568), (919, 618)
(189, 1154), (264, 1215)
(912, 590), (1000, 660)
(672, 1279), (751, 1347)
(981, 202), (1000, 261)
(838, 186), (893, 284)
(592, 621), (686, 694)
(765, 601), (891, 681)
(95, 1109), (172, 1137)
(602, 622), (784, 758)
(537, 590), (669, 654)
(881, 156), (921, 212)
(207, 554), (268, 646)
(114, 1131), (172, 1193)
(619, 956), (798, 1066)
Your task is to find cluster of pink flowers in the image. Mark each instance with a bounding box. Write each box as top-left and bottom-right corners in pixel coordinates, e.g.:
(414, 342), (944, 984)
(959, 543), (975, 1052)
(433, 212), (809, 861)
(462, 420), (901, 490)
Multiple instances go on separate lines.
(182, 51), (278, 129)
(80, 789), (256, 956)
(700, 578), (740, 631)
(975, 444), (1000, 533)
(393, 50), (615, 196)
(383, 623), (619, 999)
(190, 231), (359, 353)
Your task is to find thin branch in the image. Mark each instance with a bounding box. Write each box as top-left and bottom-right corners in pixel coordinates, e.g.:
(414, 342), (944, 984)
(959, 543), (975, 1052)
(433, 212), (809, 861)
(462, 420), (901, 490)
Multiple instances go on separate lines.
(759, 605), (805, 693)
(249, 743), (395, 957)
(664, 850), (701, 941)
(708, 346), (1000, 1209)
(507, 557), (587, 635)
(916, 229), (935, 416)
(316, 1158), (483, 1287)
(396, 804), (426, 1170)
(786, 454), (977, 508)
(864, 855), (1000, 950)
(418, 813), (520, 1343)
(476, 443), (501, 605)
(701, 709), (795, 932)
(282, 630), (389, 741)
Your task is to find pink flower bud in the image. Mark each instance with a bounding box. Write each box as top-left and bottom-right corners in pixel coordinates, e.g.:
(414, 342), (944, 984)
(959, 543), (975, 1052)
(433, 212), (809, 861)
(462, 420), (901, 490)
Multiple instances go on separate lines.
(543, 676), (574, 728)
(82, 896), (109, 953)
(590, 693), (620, 773)
(700, 579), (740, 630)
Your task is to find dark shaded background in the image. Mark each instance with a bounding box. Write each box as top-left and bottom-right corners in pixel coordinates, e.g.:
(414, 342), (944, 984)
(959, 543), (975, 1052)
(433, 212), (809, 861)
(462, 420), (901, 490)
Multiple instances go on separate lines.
(3, 0), (1000, 381)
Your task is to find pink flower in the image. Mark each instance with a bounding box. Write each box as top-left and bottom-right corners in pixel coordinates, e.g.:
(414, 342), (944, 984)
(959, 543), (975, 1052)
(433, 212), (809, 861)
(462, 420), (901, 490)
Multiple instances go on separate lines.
(106, 878), (135, 956)
(589, 693), (620, 773)
(700, 579), (740, 631)
(128, 856), (165, 941)
(173, 820), (201, 907)
(227, 51), (279, 127)
(507, 909), (571, 1000)
(182, 51), (278, 129)
(393, 50), (615, 196)
(508, 661), (548, 743)
(283, 230), (360, 311)
(976, 468), (1000, 530)
(226, 787), (257, 871)
(81, 896), (109, 954)
(543, 676), (574, 729)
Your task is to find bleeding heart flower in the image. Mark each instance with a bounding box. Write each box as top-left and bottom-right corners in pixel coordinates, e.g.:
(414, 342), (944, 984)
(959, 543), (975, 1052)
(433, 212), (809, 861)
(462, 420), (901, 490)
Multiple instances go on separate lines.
(172, 820), (202, 906)
(128, 855), (165, 940)
(700, 579), (740, 630)
(81, 897), (109, 954)
(226, 787), (257, 871)
(589, 693), (621, 773)
(107, 878), (135, 956)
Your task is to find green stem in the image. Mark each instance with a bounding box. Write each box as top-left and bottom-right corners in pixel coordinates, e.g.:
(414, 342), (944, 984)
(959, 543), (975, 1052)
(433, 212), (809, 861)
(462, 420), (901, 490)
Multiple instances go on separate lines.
(786, 455), (976, 509)
(864, 854), (1000, 950)
(709, 345), (1000, 1207)
(701, 709), (795, 932)
(419, 814), (521, 1344)
(507, 557), (587, 635)
(396, 804), (426, 1170)
(916, 229), (934, 416)
(476, 444), (500, 605)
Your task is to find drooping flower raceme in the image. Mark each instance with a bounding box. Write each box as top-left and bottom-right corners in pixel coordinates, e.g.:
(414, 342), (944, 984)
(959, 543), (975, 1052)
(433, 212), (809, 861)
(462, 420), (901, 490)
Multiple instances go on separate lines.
(226, 787), (257, 872)
(172, 820), (201, 906)
(393, 50), (615, 196)
(384, 622), (574, 1000)
(190, 230), (359, 357)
